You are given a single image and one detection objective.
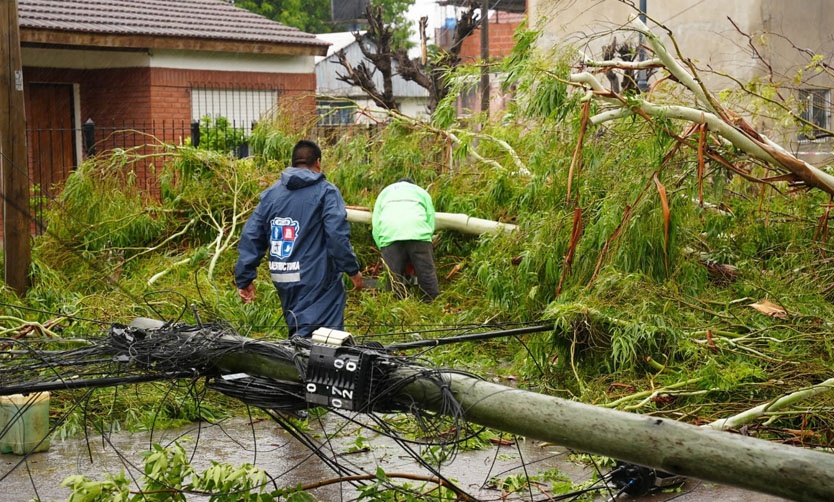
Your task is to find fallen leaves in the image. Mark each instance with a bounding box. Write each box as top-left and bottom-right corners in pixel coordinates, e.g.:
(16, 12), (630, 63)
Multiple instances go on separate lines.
(748, 298), (788, 319)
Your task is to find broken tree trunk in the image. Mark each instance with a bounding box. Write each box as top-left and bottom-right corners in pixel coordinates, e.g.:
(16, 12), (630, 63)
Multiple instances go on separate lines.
(346, 207), (517, 235)
(214, 344), (834, 502)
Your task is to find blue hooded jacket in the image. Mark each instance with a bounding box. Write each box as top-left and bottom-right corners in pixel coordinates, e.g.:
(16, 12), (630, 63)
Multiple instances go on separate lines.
(235, 167), (361, 337)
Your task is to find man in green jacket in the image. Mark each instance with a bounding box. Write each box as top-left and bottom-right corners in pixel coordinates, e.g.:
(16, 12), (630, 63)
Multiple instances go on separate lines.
(372, 178), (440, 301)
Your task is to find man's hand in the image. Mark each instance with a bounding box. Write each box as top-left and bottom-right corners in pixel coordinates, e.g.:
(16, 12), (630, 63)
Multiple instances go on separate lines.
(238, 283), (255, 303)
(349, 272), (364, 291)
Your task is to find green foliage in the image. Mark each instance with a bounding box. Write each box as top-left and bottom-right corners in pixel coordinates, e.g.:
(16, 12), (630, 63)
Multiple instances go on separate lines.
(196, 116), (248, 154)
(489, 466), (599, 501)
(234, 0), (415, 40)
(44, 159), (168, 253)
(63, 442), (276, 501)
(235, 0), (334, 34)
(249, 124), (295, 164)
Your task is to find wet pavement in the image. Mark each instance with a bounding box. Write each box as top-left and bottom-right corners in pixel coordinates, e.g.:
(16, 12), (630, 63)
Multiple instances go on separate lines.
(1, 415), (790, 501)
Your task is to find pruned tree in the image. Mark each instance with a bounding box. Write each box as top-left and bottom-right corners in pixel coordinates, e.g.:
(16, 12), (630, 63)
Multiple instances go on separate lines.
(334, 2), (480, 113)
(394, 2), (480, 111)
(335, 4), (400, 111)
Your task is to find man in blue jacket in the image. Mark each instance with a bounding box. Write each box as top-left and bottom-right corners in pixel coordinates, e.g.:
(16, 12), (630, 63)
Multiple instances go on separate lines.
(235, 140), (364, 337)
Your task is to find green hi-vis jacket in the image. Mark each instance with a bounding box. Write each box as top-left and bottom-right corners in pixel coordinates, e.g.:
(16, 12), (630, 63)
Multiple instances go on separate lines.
(371, 181), (435, 248)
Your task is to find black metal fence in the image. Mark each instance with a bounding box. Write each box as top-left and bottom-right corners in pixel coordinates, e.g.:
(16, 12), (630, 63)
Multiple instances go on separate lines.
(25, 113), (379, 235)
(26, 117), (253, 235)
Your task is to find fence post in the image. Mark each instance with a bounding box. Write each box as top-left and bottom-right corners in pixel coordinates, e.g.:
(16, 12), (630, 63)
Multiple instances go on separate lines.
(191, 120), (200, 148)
(82, 119), (95, 156)
(236, 119), (257, 158)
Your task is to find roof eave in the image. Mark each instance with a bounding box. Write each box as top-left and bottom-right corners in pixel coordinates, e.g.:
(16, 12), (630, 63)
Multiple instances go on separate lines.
(20, 29), (329, 57)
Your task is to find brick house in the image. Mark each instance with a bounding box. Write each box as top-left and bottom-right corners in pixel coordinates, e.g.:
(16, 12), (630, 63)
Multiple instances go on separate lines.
(6, 0), (328, 240)
(435, 5), (525, 115)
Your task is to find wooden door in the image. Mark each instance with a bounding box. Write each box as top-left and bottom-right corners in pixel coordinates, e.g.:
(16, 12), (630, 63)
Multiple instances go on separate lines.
(27, 83), (76, 197)
(27, 83), (76, 232)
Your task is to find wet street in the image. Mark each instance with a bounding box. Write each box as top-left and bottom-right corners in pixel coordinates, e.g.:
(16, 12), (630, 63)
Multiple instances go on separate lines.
(0, 414), (793, 502)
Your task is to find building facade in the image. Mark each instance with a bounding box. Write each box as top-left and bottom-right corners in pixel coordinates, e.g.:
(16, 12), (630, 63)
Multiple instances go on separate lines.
(4, 0), (328, 240)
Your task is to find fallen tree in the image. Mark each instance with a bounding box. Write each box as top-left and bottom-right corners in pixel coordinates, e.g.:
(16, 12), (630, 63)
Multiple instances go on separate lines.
(569, 15), (834, 196)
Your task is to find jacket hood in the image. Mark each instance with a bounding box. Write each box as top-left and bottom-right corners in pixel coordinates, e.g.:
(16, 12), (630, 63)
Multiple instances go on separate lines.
(281, 167), (324, 190)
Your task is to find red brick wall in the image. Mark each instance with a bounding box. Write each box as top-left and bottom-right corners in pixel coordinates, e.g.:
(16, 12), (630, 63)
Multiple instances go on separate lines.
(458, 14), (524, 63)
(4, 66), (318, 241)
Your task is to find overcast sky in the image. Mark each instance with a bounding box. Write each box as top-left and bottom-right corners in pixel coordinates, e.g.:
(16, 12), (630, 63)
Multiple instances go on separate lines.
(405, 0), (462, 35)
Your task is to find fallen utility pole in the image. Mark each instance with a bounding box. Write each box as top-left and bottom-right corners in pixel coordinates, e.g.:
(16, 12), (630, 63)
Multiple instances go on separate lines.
(5, 321), (832, 501)
(210, 331), (834, 502)
(403, 372), (832, 502)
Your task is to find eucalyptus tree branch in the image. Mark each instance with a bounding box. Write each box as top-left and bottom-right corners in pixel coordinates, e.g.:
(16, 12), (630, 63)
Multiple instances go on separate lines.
(0, 316), (65, 338)
(201, 170), (246, 281)
(568, 71), (834, 195)
(148, 258), (190, 285)
(142, 212), (207, 285)
(626, 16), (717, 114)
(598, 15), (834, 195)
(346, 208), (517, 234)
(121, 218), (196, 275)
(602, 377), (704, 409)
(583, 57), (664, 71)
(390, 111), (529, 174)
(707, 377), (834, 431)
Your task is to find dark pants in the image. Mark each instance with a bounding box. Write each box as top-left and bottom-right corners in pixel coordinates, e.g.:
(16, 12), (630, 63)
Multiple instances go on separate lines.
(380, 240), (440, 301)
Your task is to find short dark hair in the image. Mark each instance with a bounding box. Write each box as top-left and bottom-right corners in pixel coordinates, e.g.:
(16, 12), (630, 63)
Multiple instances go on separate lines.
(397, 177), (415, 184)
(292, 140), (321, 167)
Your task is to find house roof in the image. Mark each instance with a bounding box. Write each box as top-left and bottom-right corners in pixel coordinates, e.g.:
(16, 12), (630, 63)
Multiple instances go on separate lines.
(18, 0), (330, 56)
(316, 32), (366, 60)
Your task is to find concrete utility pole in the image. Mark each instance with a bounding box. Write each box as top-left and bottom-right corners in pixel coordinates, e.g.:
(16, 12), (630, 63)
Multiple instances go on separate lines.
(210, 340), (834, 502)
(0, 0), (31, 295)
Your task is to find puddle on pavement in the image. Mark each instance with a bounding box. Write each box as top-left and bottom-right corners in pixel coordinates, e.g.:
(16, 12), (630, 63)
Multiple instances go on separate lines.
(1, 415), (789, 501)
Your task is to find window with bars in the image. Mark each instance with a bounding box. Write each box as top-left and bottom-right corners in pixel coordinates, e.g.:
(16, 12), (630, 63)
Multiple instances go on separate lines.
(798, 88), (831, 141)
(191, 87), (279, 134)
(317, 100), (356, 125)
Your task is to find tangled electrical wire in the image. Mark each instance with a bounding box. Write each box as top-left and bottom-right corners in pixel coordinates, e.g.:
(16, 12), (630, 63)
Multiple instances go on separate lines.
(1, 319), (693, 501)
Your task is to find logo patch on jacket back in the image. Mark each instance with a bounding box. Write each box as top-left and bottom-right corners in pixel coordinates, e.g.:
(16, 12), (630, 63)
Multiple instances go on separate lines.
(270, 217), (300, 259)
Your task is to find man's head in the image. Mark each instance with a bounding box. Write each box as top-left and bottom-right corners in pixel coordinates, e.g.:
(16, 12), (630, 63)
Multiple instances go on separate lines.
(292, 140), (322, 171)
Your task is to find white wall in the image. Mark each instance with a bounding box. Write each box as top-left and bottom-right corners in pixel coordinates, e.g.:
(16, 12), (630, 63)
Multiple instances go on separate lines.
(23, 47), (314, 73)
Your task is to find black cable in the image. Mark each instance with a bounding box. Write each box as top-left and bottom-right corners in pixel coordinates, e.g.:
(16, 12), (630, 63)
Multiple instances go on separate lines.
(385, 324), (553, 350)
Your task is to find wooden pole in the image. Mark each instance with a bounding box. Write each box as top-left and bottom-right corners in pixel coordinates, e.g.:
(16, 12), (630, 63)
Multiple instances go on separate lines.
(0, 0), (31, 295)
